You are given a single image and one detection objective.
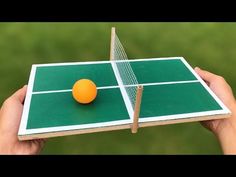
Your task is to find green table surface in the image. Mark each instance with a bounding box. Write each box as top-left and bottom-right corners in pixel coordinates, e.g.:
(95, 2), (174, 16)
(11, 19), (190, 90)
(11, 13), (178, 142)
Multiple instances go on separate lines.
(25, 58), (223, 130)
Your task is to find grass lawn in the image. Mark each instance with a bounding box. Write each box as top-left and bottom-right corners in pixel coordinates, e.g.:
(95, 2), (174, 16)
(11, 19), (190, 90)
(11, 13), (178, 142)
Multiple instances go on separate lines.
(0, 22), (235, 154)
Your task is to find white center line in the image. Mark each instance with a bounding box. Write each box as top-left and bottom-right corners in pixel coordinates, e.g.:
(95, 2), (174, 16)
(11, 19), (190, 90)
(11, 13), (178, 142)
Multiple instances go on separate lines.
(140, 80), (199, 87)
(32, 80), (199, 95)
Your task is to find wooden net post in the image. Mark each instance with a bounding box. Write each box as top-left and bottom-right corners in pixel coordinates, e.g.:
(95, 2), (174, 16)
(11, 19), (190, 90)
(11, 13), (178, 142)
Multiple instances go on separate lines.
(110, 27), (116, 61)
(131, 85), (143, 133)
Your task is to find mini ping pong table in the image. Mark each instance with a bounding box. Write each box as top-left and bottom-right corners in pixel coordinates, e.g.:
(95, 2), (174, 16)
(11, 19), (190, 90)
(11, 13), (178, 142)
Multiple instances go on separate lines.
(18, 57), (231, 140)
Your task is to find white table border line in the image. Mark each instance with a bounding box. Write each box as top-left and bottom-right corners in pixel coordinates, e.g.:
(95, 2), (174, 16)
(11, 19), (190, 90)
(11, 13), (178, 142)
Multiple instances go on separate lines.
(19, 109), (228, 136)
(32, 57), (183, 67)
(18, 57), (231, 137)
(18, 65), (37, 135)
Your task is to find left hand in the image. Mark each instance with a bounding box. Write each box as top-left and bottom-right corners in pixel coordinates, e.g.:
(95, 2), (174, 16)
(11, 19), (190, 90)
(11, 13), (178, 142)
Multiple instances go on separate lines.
(0, 85), (45, 154)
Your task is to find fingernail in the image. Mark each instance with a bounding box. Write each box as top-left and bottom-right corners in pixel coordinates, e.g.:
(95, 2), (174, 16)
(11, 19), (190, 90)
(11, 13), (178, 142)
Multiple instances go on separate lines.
(195, 67), (201, 71)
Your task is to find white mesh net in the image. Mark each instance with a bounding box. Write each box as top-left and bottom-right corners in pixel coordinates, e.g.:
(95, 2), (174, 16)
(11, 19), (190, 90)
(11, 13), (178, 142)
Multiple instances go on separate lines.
(112, 32), (139, 110)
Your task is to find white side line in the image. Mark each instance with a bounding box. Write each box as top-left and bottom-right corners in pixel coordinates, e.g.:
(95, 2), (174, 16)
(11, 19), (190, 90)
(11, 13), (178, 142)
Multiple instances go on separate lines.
(33, 57), (182, 68)
(139, 109), (229, 123)
(121, 57), (183, 63)
(34, 60), (111, 67)
(20, 119), (132, 135)
(21, 109), (228, 136)
(18, 65), (37, 135)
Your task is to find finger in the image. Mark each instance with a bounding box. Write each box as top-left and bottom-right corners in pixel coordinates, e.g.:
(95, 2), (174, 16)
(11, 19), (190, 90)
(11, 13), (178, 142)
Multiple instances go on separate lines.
(40, 138), (48, 143)
(29, 140), (43, 155)
(12, 85), (27, 104)
(194, 67), (218, 83)
(39, 139), (46, 149)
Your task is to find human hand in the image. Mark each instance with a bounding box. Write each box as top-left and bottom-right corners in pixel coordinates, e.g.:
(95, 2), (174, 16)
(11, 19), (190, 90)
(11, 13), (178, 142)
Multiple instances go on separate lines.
(195, 67), (236, 154)
(0, 85), (45, 154)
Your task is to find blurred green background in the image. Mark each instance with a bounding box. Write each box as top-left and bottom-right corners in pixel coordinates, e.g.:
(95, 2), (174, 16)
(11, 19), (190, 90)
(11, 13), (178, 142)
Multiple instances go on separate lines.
(0, 22), (235, 154)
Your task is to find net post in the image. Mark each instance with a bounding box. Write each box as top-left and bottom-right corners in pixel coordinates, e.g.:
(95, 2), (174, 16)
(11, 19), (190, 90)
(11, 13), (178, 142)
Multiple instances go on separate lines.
(131, 85), (143, 133)
(110, 27), (116, 61)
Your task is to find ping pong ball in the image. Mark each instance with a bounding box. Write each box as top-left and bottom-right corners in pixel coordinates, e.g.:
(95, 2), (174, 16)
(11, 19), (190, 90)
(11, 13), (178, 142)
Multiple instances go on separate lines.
(72, 79), (97, 104)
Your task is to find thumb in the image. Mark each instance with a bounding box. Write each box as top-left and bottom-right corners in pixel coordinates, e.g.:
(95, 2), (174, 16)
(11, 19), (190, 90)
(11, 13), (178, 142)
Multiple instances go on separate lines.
(194, 67), (217, 83)
(12, 85), (28, 104)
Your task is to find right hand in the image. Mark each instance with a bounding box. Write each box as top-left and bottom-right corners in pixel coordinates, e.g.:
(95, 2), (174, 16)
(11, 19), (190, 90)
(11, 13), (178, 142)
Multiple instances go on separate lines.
(195, 67), (236, 154)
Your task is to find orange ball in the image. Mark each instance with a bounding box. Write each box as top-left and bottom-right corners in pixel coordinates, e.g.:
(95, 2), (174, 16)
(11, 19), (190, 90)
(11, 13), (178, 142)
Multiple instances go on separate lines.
(72, 79), (97, 104)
